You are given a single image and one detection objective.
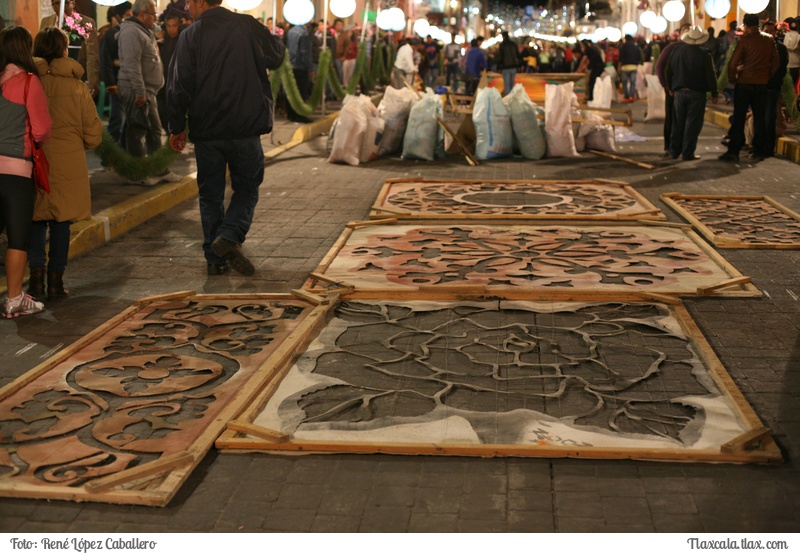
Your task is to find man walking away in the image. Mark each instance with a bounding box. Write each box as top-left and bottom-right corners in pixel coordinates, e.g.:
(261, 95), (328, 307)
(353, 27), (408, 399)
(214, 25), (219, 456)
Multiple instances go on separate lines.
(666, 26), (718, 161)
(498, 31), (518, 96)
(167, 0), (285, 276)
(656, 23), (692, 155)
(718, 13), (779, 162)
(619, 34), (642, 102)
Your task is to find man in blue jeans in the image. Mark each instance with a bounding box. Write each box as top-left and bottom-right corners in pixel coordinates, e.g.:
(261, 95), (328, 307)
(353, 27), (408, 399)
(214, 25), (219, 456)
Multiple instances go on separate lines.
(167, 0), (284, 275)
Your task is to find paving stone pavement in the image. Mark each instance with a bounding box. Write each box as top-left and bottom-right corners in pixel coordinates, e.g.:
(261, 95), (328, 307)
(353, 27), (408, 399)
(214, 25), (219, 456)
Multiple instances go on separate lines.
(1, 104), (799, 533)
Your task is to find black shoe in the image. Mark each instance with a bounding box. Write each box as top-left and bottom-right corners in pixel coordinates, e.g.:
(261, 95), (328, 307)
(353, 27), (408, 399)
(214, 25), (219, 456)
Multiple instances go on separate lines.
(749, 154), (764, 162)
(207, 263), (230, 276)
(682, 155), (701, 161)
(717, 153), (739, 162)
(210, 237), (255, 276)
(660, 152), (677, 160)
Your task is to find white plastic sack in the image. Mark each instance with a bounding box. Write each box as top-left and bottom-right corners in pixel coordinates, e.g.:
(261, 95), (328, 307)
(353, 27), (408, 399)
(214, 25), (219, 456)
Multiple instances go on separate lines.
(588, 74), (614, 110)
(378, 86), (418, 155)
(636, 62), (652, 99)
(578, 112), (617, 152)
(503, 84), (546, 160)
(328, 95), (367, 165)
(473, 87), (513, 160)
(402, 90), (440, 161)
(644, 74), (666, 121)
(355, 95), (385, 163)
(545, 82), (580, 158)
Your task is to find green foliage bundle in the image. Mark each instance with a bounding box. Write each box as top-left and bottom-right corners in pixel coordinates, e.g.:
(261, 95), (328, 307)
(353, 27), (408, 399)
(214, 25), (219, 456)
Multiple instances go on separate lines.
(95, 129), (177, 181)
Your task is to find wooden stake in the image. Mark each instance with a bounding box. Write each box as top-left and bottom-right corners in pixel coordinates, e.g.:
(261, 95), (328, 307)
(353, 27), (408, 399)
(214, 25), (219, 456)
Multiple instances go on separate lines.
(696, 276), (753, 295)
(721, 426), (773, 454)
(226, 421), (290, 444)
(83, 451), (194, 494)
(134, 291), (196, 306)
(348, 217), (397, 229)
(586, 149), (655, 169)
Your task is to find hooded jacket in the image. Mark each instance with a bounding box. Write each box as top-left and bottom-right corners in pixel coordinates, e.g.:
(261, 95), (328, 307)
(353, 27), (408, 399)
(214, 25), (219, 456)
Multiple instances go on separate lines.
(117, 16), (164, 97)
(33, 57), (102, 222)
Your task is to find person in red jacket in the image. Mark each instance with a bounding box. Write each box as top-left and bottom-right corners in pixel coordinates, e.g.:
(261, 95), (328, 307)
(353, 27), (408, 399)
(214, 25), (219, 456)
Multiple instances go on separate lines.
(0, 26), (53, 317)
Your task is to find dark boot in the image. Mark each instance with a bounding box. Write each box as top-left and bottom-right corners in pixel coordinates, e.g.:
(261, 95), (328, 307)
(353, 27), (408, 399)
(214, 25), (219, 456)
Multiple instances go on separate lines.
(28, 268), (46, 299)
(47, 271), (70, 301)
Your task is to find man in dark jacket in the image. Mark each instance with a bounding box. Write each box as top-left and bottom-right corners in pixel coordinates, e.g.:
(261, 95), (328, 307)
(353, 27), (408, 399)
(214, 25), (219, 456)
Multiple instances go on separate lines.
(577, 40), (605, 101)
(618, 34), (642, 102)
(666, 26), (719, 161)
(167, 0), (285, 276)
(498, 31), (518, 95)
(656, 23), (691, 154)
(718, 13), (779, 162)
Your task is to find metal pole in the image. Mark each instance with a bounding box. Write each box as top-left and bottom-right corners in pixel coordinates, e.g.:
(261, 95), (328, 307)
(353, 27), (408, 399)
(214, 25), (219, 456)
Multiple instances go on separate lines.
(361, 0), (370, 43)
(690, 0), (695, 26)
(58, 0), (65, 28)
(323, 0), (329, 116)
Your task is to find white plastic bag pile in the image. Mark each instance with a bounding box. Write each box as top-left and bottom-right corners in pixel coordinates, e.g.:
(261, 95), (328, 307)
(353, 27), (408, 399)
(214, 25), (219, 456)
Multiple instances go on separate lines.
(545, 82), (580, 158)
(503, 84), (546, 160)
(377, 87), (418, 156)
(328, 94), (385, 165)
(402, 89), (444, 161)
(644, 74), (666, 121)
(636, 62), (653, 99)
(588, 74), (614, 110)
(473, 87), (513, 160)
(576, 112), (617, 152)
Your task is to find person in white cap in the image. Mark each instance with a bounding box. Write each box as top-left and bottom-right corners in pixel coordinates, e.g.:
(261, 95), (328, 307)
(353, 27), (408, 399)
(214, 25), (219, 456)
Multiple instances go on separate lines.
(666, 26), (718, 161)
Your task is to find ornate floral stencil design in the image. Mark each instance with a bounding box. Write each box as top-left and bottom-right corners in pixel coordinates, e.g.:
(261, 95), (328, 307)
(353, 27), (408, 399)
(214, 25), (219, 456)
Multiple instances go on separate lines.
(374, 180), (664, 220)
(663, 194), (800, 248)
(314, 224), (754, 296)
(255, 301), (751, 451)
(0, 297), (313, 503)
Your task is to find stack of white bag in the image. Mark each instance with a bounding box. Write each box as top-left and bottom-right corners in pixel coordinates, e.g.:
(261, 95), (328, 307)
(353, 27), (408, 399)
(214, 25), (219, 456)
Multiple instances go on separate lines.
(503, 84), (546, 160)
(576, 112), (617, 152)
(545, 82), (580, 158)
(328, 94), (385, 165)
(588, 74), (614, 110)
(636, 62), (653, 99)
(644, 74), (666, 121)
(402, 89), (445, 161)
(473, 87), (513, 160)
(377, 86), (418, 156)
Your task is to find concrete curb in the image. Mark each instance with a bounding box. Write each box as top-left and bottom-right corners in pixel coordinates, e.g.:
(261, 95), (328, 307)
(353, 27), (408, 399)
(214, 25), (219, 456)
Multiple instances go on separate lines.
(705, 108), (800, 165)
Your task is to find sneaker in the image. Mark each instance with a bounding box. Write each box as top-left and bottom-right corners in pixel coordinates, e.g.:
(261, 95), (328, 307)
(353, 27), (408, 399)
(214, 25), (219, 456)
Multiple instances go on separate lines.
(131, 176), (159, 186)
(158, 170), (184, 183)
(210, 237), (255, 276)
(717, 153), (739, 162)
(3, 293), (45, 318)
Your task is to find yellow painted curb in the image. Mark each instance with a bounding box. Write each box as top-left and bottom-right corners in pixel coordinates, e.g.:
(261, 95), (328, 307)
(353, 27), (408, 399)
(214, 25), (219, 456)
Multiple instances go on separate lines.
(706, 108), (800, 164)
(705, 108), (731, 131)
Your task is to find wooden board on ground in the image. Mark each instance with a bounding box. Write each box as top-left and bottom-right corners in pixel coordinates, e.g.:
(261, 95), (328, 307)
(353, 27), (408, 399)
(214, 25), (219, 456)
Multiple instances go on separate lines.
(301, 222), (760, 299)
(0, 293), (329, 506)
(662, 193), (800, 249)
(217, 299), (781, 464)
(370, 178), (665, 221)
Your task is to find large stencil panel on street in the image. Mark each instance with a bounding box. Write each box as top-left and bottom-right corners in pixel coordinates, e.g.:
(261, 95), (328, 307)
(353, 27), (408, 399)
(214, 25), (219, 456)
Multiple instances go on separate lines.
(0, 293), (324, 506)
(304, 223), (759, 298)
(662, 193), (800, 249)
(371, 178), (665, 221)
(218, 300), (780, 463)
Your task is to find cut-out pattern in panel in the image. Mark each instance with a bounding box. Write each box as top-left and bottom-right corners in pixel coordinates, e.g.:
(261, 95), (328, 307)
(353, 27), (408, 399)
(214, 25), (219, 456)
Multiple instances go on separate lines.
(0, 295), (318, 505)
(233, 300), (778, 462)
(662, 194), (800, 248)
(373, 179), (664, 220)
(307, 224), (757, 298)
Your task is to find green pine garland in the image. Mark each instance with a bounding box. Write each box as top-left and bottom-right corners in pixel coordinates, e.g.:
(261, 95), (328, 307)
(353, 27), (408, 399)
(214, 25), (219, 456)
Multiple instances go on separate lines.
(716, 38), (736, 94)
(781, 72), (800, 128)
(95, 129), (177, 181)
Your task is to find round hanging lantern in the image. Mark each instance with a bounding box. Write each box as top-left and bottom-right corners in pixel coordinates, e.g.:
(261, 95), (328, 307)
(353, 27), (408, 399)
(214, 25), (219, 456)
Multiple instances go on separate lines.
(605, 27), (622, 43)
(705, 0), (731, 19)
(330, 0), (356, 19)
(283, 0), (315, 26)
(92, 0), (128, 6)
(649, 15), (668, 34)
(226, 0), (262, 10)
(593, 27), (607, 42)
(662, 0), (686, 22)
(376, 9), (393, 30)
(739, 0), (769, 13)
(413, 18), (430, 37)
(622, 21), (638, 36)
(640, 9), (657, 29)
(388, 7), (406, 32)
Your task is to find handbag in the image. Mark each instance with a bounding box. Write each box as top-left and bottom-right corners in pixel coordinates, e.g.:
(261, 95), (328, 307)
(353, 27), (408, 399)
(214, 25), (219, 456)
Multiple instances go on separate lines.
(23, 73), (51, 194)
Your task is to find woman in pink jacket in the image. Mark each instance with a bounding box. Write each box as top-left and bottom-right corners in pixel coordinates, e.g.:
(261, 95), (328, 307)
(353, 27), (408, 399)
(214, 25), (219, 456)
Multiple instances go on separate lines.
(0, 26), (52, 318)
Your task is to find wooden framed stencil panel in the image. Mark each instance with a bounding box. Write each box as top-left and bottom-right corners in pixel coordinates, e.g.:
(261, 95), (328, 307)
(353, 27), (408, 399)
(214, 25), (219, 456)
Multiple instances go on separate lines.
(372, 178), (665, 221)
(303, 223), (760, 299)
(0, 292), (328, 506)
(218, 299), (781, 464)
(662, 193), (800, 249)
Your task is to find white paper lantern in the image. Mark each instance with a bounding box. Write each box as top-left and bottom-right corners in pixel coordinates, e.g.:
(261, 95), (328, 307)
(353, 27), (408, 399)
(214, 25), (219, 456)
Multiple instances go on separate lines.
(330, 0), (356, 19)
(593, 27), (607, 42)
(283, 0), (314, 25)
(92, 0), (128, 6)
(640, 9), (657, 28)
(621, 21), (638, 37)
(605, 27), (622, 43)
(376, 10), (393, 31)
(739, 0), (769, 13)
(413, 18), (430, 37)
(388, 7), (406, 32)
(662, 0), (686, 22)
(705, 0), (731, 19)
(649, 15), (668, 34)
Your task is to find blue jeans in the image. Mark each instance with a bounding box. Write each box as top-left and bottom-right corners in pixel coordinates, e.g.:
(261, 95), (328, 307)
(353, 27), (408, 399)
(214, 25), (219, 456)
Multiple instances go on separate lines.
(727, 83), (768, 156)
(502, 68), (516, 95)
(621, 70), (637, 99)
(446, 62), (459, 87)
(669, 89), (707, 160)
(194, 137), (264, 265)
(28, 220), (72, 272)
